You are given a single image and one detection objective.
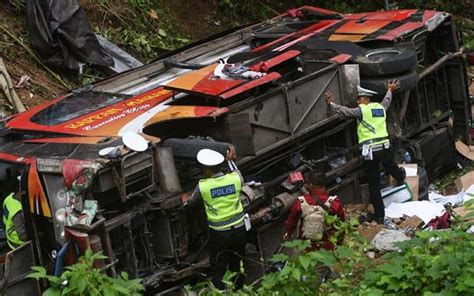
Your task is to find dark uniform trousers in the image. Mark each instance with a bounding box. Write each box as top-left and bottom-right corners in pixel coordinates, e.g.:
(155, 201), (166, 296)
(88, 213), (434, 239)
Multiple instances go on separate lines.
(364, 147), (405, 221)
(208, 224), (247, 290)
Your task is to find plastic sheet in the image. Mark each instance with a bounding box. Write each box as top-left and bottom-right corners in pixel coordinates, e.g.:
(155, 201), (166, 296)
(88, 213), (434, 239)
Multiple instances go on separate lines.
(370, 229), (410, 252)
(96, 35), (143, 74)
(26, 0), (113, 72)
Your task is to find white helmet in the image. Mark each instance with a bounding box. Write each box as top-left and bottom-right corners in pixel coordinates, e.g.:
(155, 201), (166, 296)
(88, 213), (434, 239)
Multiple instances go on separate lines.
(197, 149), (225, 166)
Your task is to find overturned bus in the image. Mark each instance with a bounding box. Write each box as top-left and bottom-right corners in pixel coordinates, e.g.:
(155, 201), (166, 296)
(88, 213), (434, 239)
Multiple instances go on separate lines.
(0, 6), (470, 293)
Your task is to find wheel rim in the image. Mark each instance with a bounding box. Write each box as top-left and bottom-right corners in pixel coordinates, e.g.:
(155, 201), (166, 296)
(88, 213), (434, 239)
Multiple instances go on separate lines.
(365, 49), (402, 61)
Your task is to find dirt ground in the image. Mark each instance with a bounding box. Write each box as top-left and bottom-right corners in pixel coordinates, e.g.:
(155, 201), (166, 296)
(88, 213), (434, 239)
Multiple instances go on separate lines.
(0, 6), (69, 110)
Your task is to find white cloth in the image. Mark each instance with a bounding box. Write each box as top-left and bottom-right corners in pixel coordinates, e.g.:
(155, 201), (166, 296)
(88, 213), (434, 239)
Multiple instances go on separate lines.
(385, 201), (446, 224)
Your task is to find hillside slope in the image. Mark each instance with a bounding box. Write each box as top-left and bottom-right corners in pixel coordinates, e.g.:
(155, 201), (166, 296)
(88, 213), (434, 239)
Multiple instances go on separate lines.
(0, 0), (471, 112)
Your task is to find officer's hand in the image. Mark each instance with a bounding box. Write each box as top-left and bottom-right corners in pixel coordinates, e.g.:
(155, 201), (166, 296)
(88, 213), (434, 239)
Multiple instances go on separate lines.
(387, 79), (400, 92)
(180, 192), (191, 205)
(226, 145), (237, 161)
(324, 91), (334, 105)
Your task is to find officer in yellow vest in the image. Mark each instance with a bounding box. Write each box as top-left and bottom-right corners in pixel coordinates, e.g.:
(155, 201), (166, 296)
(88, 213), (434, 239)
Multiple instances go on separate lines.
(3, 178), (27, 249)
(182, 146), (246, 289)
(325, 80), (405, 224)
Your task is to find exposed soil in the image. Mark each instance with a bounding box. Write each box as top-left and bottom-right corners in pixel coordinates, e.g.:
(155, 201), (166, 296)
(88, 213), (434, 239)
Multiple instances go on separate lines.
(160, 0), (223, 41)
(0, 6), (69, 109)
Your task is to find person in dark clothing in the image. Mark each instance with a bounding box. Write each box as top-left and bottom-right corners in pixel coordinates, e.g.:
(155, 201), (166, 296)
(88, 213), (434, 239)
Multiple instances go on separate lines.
(182, 146), (246, 290)
(325, 81), (405, 224)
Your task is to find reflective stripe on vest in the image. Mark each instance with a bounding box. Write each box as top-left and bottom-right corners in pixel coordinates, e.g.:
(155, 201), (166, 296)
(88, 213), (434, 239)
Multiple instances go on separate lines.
(357, 103), (389, 144)
(198, 172), (244, 230)
(3, 193), (25, 249)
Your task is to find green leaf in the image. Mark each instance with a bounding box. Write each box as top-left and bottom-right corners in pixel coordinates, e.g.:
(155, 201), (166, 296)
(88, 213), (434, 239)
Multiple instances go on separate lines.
(77, 277), (87, 293)
(120, 271), (129, 281)
(43, 287), (61, 296)
(292, 268), (301, 282)
(309, 250), (336, 267)
(282, 240), (311, 251)
(270, 253), (289, 263)
(336, 246), (352, 258)
(158, 28), (167, 37)
(298, 256), (312, 271)
(112, 284), (131, 294)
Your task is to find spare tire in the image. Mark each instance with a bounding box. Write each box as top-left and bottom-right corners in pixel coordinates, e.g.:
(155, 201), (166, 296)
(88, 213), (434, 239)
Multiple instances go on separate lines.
(360, 70), (418, 95)
(354, 47), (417, 77)
(161, 138), (231, 159)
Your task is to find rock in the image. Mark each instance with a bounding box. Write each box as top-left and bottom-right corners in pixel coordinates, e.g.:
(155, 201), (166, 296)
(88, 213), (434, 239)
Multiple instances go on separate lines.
(370, 229), (411, 252)
(366, 251), (376, 259)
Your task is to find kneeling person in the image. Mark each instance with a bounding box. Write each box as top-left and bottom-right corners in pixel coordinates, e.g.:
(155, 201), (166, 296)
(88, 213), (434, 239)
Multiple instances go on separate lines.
(283, 171), (345, 250)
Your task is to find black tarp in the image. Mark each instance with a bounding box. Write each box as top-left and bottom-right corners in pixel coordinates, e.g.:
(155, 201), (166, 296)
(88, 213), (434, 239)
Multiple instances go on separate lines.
(26, 0), (113, 72)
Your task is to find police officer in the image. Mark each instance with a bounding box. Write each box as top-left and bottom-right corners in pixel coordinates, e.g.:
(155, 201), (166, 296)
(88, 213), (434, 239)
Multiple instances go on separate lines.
(324, 80), (405, 224)
(3, 177), (27, 249)
(182, 146), (246, 289)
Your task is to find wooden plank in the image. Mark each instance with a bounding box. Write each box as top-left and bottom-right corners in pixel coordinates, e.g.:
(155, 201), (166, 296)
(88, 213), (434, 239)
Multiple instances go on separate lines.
(0, 58), (26, 112)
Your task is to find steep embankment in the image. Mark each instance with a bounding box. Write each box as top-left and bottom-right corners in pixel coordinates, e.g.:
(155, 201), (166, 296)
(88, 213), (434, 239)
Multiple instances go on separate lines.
(0, 0), (471, 111)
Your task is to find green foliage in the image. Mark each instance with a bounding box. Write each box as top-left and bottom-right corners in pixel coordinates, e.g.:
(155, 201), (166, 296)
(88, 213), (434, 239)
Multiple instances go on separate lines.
(359, 226), (474, 295)
(216, 0), (271, 24)
(190, 208), (474, 295)
(257, 240), (329, 295)
(190, 217), (371, 295)
(27, 249), (144, 296)
(96, 0), (189, 61)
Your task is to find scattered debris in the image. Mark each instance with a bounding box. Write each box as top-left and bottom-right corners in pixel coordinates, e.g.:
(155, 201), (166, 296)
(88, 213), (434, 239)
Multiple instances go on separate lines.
(382, 184), (413, 207)
(370, 229), (410, 252)
(453, 206), (474, 224)
(385, 201), (446, 224)
(66, 200), (98, 227)
(428, 190), (466, 207)
(398, 215), (424, 230)
(425, 211), (451, 230)
(455, 170), (474, 192)
(14, 75), (31, 89)
(455, 140), (474, 161)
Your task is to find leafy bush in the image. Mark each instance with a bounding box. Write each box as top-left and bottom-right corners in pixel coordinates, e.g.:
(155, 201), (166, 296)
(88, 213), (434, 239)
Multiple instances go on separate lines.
(27, 249), (144, 296)
(189, 217), (371, 295)
(189, 205), (474, 295)
(95, 0), (189, 61)
(359, 228), (474, 295)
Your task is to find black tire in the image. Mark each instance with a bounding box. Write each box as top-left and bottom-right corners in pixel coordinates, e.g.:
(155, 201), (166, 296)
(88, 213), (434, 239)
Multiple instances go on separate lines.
(354, 47), (417, 77)
(161, 138), (231, 159)
(360, 70), (418, 95)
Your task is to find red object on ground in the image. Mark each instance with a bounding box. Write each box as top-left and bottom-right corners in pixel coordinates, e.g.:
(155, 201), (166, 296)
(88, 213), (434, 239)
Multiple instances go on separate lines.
(426, 211), (450, 229)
